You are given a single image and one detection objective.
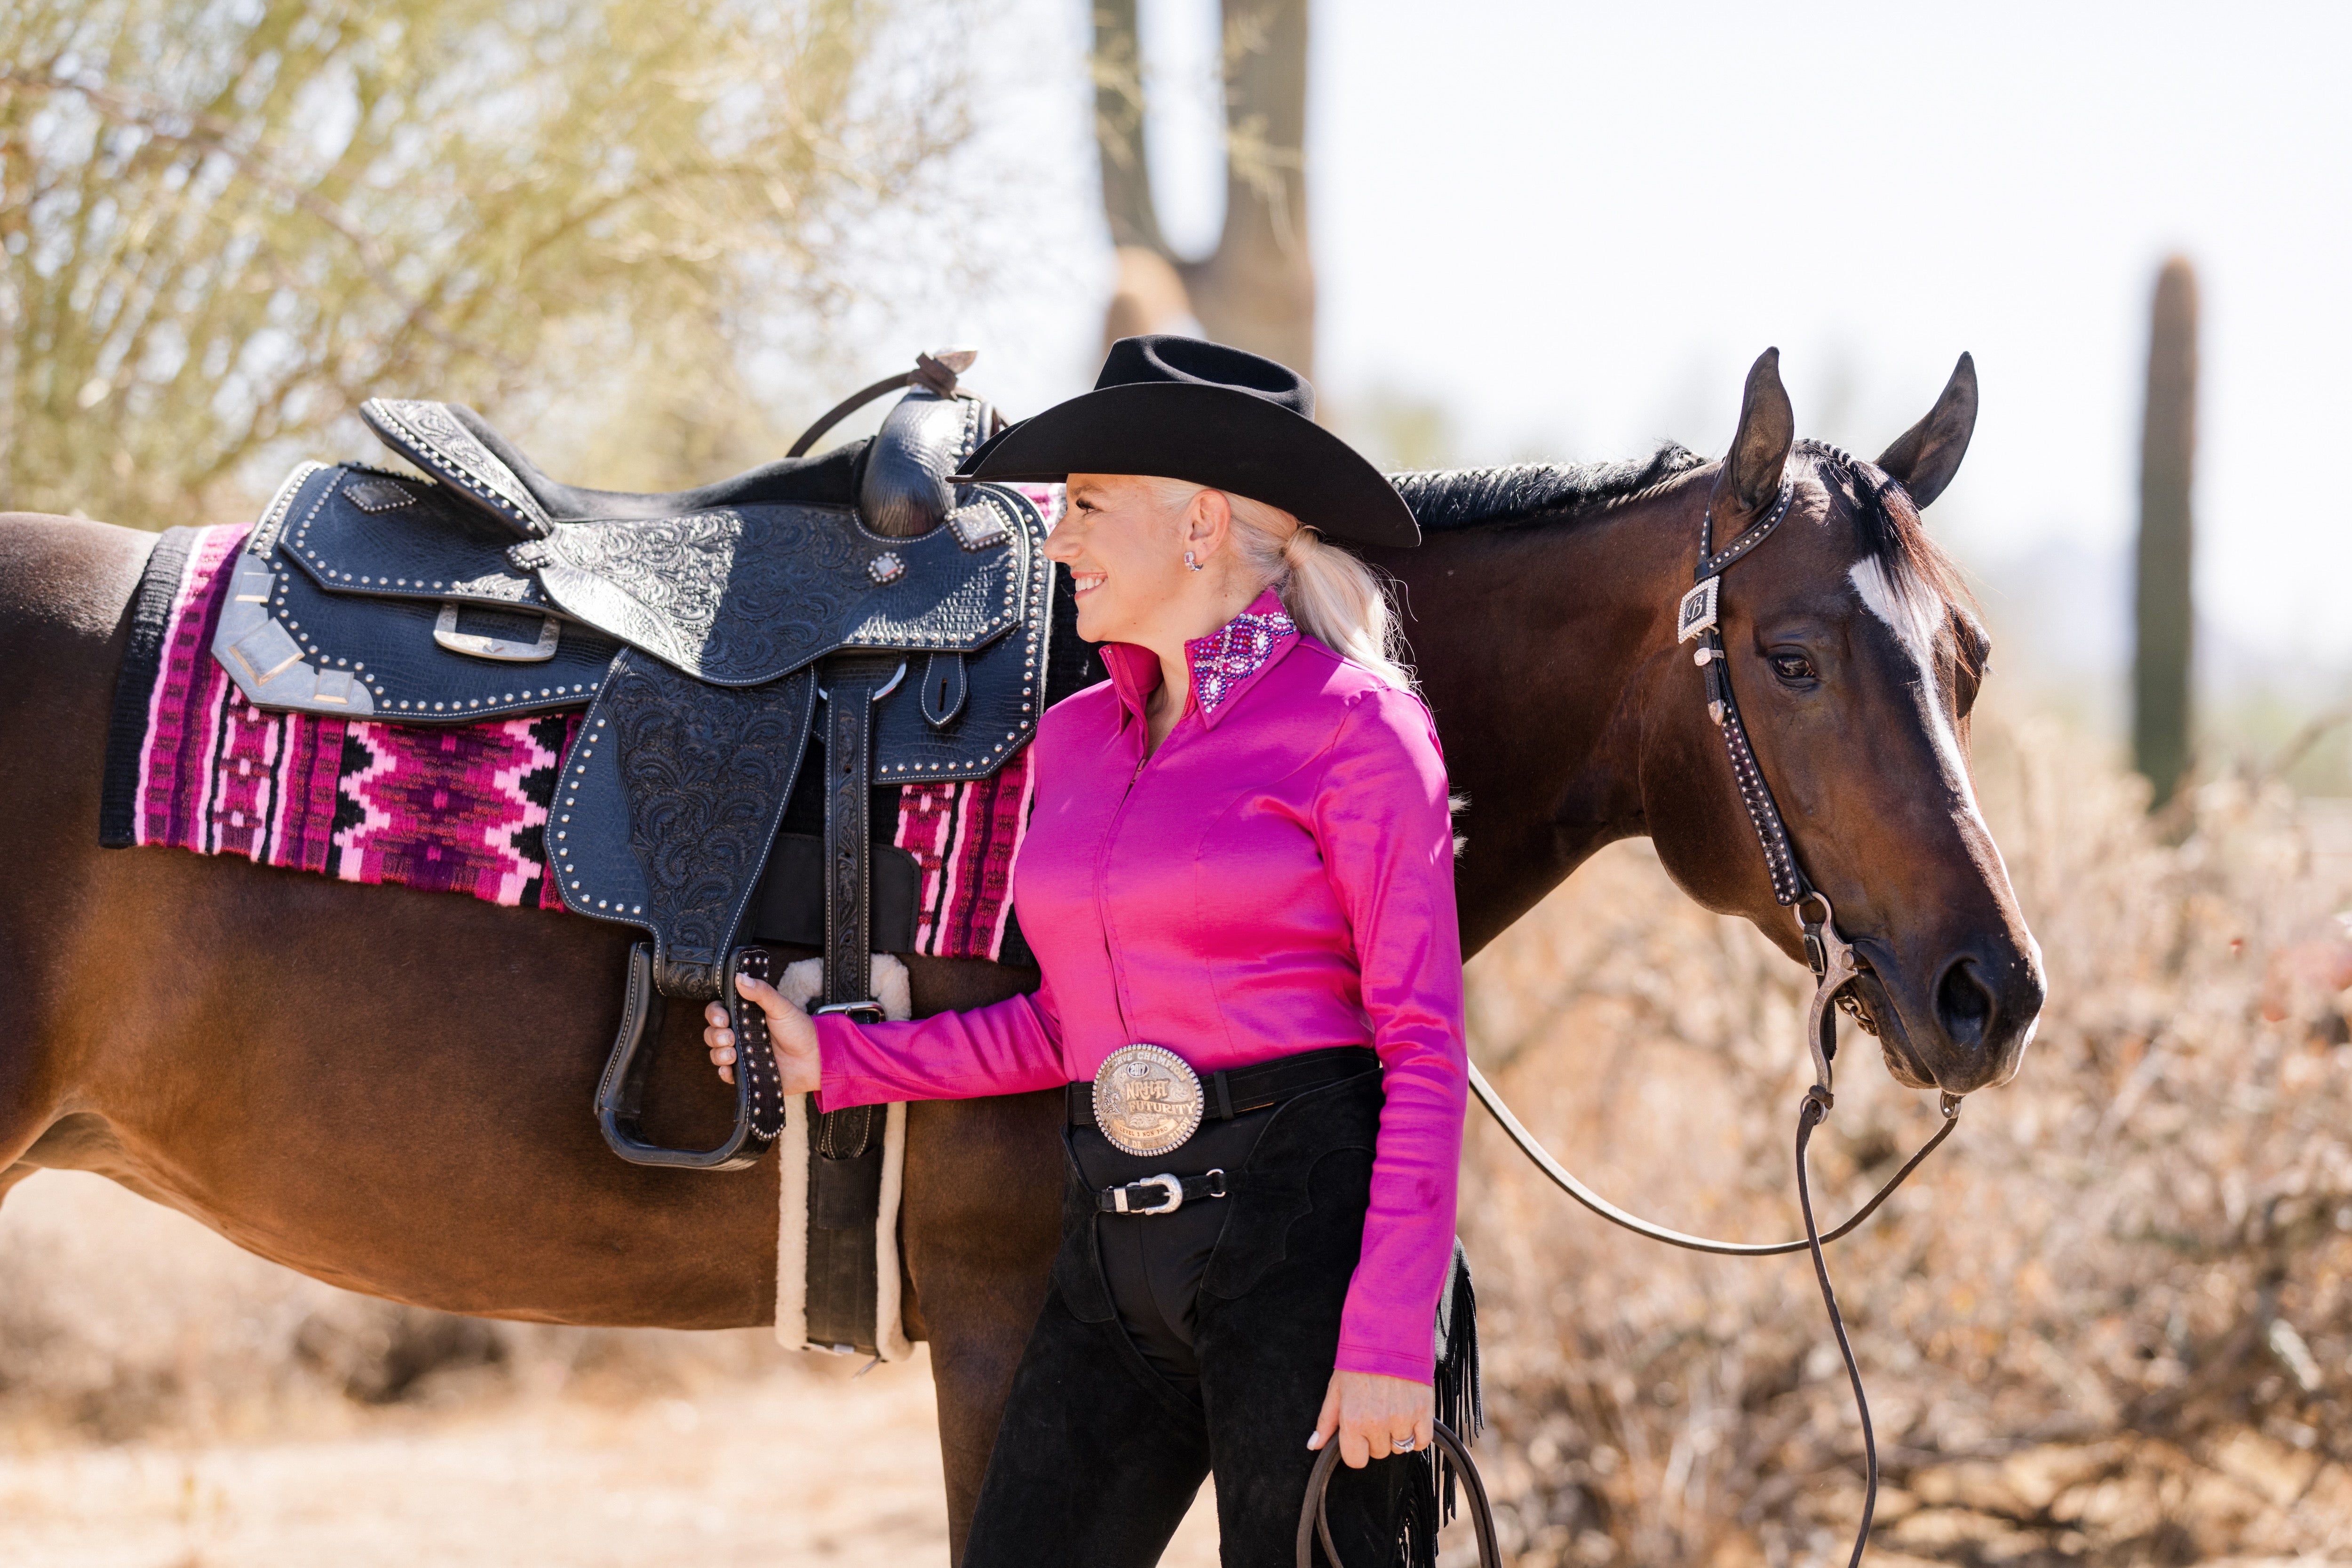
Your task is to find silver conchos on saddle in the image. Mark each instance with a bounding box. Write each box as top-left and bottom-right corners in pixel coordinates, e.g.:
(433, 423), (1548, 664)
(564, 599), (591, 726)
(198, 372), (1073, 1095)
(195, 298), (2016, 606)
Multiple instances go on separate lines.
(1091, 1044), (1206, 1156)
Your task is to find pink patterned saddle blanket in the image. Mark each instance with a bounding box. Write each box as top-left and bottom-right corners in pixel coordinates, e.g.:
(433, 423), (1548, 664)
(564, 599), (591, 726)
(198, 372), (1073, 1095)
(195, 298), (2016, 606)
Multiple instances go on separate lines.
(100, 524), (1035, 962)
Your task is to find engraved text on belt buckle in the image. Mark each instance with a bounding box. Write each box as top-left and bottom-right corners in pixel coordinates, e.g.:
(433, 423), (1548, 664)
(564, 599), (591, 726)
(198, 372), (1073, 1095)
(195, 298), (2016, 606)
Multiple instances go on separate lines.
(1091, 1044), (1205, 1157)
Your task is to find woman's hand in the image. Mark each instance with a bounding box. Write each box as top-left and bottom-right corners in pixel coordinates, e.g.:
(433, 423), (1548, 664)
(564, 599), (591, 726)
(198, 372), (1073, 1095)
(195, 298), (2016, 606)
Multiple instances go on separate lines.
(702, 972), (823, 1096)
(1307, 1370), (1433, 1468)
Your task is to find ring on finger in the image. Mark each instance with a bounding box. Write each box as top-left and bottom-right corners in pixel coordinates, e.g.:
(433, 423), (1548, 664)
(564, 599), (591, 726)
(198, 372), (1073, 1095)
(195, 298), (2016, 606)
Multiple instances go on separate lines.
(1390, 1436), (1415, 1453)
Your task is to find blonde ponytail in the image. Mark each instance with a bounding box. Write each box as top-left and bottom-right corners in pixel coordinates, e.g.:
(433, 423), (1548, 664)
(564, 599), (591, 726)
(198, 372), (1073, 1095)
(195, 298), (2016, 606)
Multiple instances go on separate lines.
(1268, 519), (1415, 690)
(1138, 477), (1415, 689)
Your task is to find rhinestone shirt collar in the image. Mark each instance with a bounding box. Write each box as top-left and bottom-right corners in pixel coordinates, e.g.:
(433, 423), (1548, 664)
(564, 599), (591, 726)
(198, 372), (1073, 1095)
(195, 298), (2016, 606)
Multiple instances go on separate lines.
(1184, 591), (1298, 718)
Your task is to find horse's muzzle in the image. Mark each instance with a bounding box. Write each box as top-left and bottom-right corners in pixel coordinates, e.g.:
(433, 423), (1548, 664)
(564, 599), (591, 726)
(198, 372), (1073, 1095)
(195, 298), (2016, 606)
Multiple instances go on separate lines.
(1855, 938), (2043, 1096)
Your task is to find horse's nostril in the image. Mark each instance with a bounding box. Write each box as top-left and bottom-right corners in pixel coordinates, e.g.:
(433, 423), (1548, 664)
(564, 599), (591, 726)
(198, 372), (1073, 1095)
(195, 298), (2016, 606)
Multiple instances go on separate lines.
(1933, 956), (1996, 1049)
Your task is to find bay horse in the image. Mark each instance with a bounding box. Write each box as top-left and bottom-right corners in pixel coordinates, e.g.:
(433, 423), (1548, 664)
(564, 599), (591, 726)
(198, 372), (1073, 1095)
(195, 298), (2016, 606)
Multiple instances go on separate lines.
(0, 350), (2041, 1556)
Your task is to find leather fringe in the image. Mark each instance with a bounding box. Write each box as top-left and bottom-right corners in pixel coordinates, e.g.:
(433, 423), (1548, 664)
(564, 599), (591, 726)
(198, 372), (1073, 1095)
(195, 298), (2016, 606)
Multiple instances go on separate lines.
(1395, 1239), (1481, 1568)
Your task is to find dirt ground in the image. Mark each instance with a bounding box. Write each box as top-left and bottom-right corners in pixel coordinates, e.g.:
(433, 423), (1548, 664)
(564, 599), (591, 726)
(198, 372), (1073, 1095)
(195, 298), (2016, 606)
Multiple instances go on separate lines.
(0, 1362), (1220, 1568)
(0, 1173), (1224, 1568)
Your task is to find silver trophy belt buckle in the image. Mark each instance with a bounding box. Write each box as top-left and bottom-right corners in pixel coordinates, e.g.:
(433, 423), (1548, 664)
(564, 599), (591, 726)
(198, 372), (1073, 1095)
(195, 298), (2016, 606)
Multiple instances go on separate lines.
(1091, 1043), (1206, 1157)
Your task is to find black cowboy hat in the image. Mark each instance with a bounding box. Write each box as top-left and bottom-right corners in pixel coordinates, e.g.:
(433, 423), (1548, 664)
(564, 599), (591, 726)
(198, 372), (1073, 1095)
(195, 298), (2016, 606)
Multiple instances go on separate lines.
(953, 335), (1420, 549)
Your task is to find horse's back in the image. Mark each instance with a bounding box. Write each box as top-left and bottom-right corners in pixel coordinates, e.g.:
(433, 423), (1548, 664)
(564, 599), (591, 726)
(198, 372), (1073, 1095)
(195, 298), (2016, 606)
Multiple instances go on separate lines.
(0, 512), (151, 652)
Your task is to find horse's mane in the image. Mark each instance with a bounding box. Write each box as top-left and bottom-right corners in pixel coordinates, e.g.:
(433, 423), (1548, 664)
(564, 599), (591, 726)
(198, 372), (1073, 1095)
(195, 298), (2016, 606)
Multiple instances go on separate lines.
(1389, 437), (1983, 675)
(1388, 443), (1707, 532)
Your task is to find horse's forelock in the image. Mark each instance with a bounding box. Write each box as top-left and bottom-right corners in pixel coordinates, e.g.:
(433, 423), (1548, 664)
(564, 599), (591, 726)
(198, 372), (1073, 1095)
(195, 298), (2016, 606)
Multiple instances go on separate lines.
(1799, 442), (1984, 680)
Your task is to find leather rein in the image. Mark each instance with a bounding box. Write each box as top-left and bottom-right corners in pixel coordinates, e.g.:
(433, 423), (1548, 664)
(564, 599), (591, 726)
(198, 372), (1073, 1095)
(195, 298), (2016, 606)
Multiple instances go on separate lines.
(1453, 478), (1966, 1568)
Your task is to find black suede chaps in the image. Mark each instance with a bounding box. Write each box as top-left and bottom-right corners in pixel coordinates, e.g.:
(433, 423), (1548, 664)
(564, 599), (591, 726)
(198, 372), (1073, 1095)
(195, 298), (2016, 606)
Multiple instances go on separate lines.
(960, 1068), (1413, 1568)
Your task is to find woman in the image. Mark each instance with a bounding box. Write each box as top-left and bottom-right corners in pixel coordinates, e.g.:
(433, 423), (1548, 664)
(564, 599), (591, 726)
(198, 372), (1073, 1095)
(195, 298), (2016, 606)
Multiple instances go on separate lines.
(707, 335), (1468, 1566)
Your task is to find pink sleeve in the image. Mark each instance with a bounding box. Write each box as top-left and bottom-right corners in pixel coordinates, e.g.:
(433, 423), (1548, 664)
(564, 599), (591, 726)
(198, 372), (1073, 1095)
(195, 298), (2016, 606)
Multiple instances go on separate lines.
(813, 975), (1068, 1111)
(1314, 688), (1468, 1385)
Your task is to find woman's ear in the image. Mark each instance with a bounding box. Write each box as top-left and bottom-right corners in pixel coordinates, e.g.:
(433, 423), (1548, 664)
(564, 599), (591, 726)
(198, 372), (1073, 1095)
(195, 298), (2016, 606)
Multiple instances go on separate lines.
(1187, 488), (1234, 559)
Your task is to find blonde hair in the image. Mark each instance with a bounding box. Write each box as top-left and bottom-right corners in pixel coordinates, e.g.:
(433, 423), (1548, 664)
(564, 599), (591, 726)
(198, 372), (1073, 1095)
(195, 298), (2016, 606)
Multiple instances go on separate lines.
(1137, 478), (1415, 690)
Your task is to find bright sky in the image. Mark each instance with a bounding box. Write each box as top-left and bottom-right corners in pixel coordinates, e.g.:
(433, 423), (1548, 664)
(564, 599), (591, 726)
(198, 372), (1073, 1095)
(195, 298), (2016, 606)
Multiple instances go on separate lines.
(869, 0), (2352, 692)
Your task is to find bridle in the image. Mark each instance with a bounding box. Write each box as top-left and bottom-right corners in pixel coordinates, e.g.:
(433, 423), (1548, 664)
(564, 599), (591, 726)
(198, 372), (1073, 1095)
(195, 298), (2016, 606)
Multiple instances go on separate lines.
(1454, 471), (1966, 1568)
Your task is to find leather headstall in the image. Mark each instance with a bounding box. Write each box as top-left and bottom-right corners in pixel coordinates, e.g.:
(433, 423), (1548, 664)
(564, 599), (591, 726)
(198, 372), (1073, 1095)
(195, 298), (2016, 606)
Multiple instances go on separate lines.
(1675, 482), (1810, 912)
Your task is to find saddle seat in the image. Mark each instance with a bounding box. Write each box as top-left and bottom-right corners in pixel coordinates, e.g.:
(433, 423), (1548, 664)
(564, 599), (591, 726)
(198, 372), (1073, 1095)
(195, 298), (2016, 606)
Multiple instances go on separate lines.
(359, 389), (996, 537)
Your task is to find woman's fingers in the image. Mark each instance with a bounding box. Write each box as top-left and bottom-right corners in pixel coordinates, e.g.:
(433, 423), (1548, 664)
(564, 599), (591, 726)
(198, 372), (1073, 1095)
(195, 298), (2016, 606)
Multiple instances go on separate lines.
(695, 972), (826, 1092)
(1306, 1375), (1343, 1453)
(703, 998), (739, 1084)
(1317, 1369), (1435, 1467)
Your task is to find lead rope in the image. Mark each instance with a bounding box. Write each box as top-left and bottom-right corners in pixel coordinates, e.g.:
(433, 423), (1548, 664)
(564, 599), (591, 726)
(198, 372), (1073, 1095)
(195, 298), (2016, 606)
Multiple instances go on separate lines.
(1797, 1084), (1876, 1568)
(1431, 476), (1965, 1567)
(1296, 1421), (1502, 1568)
(1464, 907), (1955, 1568)
(1797, 895), (1883, 1568)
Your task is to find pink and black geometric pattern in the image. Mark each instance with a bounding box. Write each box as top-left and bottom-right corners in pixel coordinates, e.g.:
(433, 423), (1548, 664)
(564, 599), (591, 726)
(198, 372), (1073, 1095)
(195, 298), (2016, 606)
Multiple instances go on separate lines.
(123, 525), (577, 910)
(894, 743), (1036, 963)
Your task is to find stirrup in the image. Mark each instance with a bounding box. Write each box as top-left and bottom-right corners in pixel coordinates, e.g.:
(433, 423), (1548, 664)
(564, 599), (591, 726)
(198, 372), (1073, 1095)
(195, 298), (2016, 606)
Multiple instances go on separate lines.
(595, 944), (786, 1171)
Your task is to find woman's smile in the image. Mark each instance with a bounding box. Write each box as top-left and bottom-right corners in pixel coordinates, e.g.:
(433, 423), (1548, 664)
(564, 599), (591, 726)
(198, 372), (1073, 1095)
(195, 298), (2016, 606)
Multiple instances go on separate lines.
(1070, 570), (1107, 597)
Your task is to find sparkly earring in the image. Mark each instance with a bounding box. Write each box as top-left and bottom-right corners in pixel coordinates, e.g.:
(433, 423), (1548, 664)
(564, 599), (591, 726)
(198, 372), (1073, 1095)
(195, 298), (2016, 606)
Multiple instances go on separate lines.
(1183, 550), (1203, 572)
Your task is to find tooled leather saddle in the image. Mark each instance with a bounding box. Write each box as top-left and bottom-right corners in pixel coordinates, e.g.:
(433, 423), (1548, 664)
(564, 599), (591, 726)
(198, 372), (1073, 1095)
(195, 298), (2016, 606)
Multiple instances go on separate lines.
(213, 354), (1086, 1200)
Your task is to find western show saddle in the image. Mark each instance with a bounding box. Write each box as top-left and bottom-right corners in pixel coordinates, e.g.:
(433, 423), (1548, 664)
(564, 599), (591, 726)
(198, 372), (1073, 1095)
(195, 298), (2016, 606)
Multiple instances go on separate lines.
(214, 352), (1096, 1351)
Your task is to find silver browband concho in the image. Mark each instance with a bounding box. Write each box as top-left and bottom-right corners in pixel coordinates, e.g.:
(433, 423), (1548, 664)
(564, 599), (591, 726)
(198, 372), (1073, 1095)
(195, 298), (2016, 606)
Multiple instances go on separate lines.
(1091, 1044), (1205, 1157)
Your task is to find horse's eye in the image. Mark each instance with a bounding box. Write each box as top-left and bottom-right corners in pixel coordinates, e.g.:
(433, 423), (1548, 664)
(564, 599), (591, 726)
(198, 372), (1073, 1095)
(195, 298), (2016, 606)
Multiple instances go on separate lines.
(1771, 653), (1817, 683)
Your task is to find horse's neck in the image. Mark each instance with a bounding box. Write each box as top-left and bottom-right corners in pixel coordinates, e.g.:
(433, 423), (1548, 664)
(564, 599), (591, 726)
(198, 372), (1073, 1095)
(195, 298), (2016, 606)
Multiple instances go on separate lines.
(1392, 486), (1701, 955)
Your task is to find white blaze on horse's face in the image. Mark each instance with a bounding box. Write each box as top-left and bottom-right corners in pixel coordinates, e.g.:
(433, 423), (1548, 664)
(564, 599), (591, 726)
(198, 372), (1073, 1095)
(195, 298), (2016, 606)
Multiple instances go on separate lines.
(1847, 554), (2045, 1019)
(1846, 555), (1981, 820)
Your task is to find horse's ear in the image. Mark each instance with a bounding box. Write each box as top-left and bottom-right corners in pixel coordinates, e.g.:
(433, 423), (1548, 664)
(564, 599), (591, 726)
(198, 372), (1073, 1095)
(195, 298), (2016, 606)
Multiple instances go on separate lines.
(1876, 352), (1978, 507)
(1725, 348), (1794, 511)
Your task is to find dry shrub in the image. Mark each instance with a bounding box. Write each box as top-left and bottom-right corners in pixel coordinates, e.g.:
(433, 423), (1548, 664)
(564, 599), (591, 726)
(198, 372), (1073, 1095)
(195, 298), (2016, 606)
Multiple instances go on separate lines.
(1460, 708), (2352, 1567)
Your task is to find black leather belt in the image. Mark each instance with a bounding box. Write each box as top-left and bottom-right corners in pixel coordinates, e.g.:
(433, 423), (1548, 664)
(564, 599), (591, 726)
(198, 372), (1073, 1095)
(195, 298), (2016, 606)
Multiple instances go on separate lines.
(1067, 1044), (1378, 1133)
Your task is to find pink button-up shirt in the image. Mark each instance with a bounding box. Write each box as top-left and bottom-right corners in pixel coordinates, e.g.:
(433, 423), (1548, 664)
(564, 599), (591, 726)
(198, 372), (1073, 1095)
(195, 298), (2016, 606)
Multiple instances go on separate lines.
(814, 589), (1467, 1383)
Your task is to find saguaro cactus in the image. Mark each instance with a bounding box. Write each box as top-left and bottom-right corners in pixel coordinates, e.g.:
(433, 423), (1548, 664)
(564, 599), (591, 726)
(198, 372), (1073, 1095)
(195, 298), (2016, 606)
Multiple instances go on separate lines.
(2133, 256), (2199, 807)
(1090, 0), (1316, 375)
